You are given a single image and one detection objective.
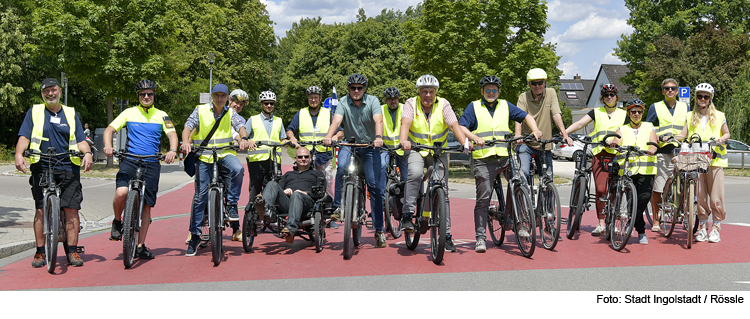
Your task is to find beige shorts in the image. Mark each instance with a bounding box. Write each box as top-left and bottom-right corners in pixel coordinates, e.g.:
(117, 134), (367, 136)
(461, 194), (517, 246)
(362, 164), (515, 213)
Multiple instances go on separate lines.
(652, 153), (675, 193)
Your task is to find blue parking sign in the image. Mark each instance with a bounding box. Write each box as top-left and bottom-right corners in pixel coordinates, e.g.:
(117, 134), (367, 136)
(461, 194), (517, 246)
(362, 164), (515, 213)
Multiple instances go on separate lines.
(679, 87), (690, 99)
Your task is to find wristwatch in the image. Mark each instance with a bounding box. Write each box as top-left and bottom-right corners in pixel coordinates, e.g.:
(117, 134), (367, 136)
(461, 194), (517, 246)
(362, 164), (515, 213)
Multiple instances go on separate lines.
(241, 136), (249, 140)
(375, 135), (383, 139)
(85, 151), (93, 156)
(170, 149), (177, 152)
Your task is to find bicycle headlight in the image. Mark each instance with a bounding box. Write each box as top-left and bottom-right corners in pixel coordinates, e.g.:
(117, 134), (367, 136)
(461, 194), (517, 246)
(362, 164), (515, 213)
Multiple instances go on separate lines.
(348, 162), (356, 174)
(625, 170), (632, 177)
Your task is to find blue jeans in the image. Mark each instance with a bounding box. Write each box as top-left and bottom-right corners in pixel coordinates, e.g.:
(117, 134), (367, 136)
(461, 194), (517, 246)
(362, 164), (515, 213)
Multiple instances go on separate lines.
(516, 144), (553, 185)
(334, 146), (384, 232)
(189, 155), (244, 235)
(380, 151), (407, 196)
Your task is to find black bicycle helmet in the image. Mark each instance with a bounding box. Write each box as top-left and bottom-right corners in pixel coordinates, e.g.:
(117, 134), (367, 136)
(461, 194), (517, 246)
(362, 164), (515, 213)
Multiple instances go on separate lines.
(384, 87), (401, 98)
(479, 75), (501, 88)
(625, 98), (645, 110)
(134, 79), (157, 92)
(306, 85), (323, 96)
(346, 74), (368, 87)
(600, 84), (618, 95)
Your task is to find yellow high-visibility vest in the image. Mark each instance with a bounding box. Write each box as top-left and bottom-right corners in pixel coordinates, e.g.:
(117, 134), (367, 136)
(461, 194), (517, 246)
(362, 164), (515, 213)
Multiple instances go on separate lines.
(687, 111), (728, 168)
(617, 122), (657, 175)
(590, 107), (627, 155)
(471, 100), (511, 159)
(191, 104), (236, 163)
(28, 104), (81, 166)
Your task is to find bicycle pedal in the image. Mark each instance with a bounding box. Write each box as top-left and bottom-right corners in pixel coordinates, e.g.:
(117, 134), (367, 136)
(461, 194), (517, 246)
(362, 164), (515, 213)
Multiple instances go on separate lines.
(365, 220), (373, 229)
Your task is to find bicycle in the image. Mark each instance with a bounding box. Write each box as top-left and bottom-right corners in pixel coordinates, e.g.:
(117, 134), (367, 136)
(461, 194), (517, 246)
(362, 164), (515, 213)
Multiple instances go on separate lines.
(192, 144), (239, 265)
(565, 135), (598, 239)
(335, 139), (376, 260)
(402, 142), (461, 265)
(21, 148), (85, 274)
(527, 136), (563, 250)
(382, 145), (404, 239)
(112, 151), (164, 268)
(600, 133), (658, 251)
(659, 134), (715, 248)
(484, 134), (537, 258)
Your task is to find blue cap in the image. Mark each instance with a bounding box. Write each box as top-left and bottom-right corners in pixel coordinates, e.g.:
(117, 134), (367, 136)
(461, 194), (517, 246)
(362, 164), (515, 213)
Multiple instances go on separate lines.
(212, 84), (229, 94)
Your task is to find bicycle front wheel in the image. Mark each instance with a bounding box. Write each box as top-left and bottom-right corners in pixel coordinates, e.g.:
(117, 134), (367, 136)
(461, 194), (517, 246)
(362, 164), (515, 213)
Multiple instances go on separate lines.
(487, 185), (505, 246)
(208, 188), (223, 266)
(122, 190), (140, 268)
(686, 180), (695, 249)
(44, 194), (60, 274)
(539, 183), (561, 250)
(342, 183), (354, 260)
(352, 185), (363, 247)
(242, 209), (256, 253)
(384, 179), (402, 239)
(611, 180), (637, 251)
(313, 210), (324, 252)
(430, 188), (447, 265)
(513, 185), (536, 258)
(661, 177), (678, 237)
(566, 175), (586, 239)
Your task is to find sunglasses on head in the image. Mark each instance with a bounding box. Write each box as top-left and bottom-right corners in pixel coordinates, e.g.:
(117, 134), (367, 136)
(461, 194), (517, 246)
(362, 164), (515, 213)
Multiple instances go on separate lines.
(603, 93), (616, 98)
(663, 86), (678, 91)
(139, 92), (154, 97)
(296, 155), (310, 159)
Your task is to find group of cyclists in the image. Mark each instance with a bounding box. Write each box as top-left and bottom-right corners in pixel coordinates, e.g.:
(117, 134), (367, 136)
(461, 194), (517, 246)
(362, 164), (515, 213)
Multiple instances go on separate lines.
(14, 71), (730, 269)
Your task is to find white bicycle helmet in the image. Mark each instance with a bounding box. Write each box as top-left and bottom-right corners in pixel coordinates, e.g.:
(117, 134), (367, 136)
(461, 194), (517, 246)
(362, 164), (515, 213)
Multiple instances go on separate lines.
(526, 68), (548, 81)
(695, 83), (714, 99)
(258, 90), (276, 101)
(416, 74), (439, 89)
(229, 89), (249, 102)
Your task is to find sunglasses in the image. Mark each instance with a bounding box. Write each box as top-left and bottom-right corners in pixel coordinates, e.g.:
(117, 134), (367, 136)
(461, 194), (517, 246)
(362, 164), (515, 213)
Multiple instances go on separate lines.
(349, 86), (365, 92)
(530, 81), (545, 86)
(663, 86), (678, 91)
(603, 93), (616, 98)
(296, 155), (310, 159)
(484, 89), (498, 94)
(263, 102), (275, 106)
(697, 94), (711, 100)
(629, 110), (643, 114)
(139, 92), (154, 97)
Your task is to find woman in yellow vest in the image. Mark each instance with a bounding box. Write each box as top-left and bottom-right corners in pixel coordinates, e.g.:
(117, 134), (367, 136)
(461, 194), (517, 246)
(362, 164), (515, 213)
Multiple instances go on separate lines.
(674, 83), (730, 243)
(612, 99), (658, 244)
(565, 84), (627, 236)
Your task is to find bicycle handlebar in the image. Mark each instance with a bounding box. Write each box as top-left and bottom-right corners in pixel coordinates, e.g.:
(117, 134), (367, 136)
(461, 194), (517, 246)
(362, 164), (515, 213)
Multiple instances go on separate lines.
(254, 141), (294, 148)
(22, 148), (85, 159)
(411, 143), (463, 153)
(112, 151), (165, 161)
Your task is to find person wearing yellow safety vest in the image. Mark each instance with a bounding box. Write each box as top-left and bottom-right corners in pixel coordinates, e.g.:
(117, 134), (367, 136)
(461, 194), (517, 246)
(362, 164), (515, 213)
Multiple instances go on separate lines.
(399, 75), (467, 253)
(15, 78), (94, 268)
(565, 84), (627, 236)
(458, 75), (543, 253)
(380, 87), (407, 194)
(645, 78), (690, 232)
(103, 80), (179, 260)
(515, 69), (574, 184)
(181, 84), (250, 256)
(674, 83), (730, 243)
(286, 86), (342, 199)
(245, 90), (290, 227)
(610, 99), (658, 245)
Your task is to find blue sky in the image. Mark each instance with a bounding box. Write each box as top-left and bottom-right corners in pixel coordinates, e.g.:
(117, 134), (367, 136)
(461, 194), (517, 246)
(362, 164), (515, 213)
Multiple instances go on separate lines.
(260, 0), (633, 80)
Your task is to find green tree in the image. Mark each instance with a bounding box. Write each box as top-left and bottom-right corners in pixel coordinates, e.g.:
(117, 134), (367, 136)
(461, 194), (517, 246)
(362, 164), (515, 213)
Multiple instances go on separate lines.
(404, 0), (560, 113)
(724, 64), (750, 143)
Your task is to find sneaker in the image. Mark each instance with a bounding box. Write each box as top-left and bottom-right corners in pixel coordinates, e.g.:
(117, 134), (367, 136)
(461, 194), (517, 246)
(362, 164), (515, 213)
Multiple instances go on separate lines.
(638, 233), (648, 244)
(186, 235), (201, 256)
(591, 224), (606, 236)
(110, 219), (123, 241)
(475, 238), (486, 253)
(695, 227), (708, 242)
(375, 232), (386, 248)
(330, 208), (340, 221)
(445, 236), (457, 252)
(281, 227), (294, 243)
(31, 253), (46, 268)
(185, 233), (192, 245)
(401, 216), (414, 232)
(227, 205), (239, 222)
(327, 221), (339, 229)
(517, 228), (530, 238)
(708, 228), (721, 243)
(136, 245), (155, 259)
(232, 230), (242, 241)
(67, 252), (84, 267)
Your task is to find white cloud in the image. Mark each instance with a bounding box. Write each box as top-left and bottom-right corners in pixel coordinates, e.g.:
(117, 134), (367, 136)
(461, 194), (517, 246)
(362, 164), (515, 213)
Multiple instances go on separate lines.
(559, 13), (632, 41)
(560, 61), (581, 78)
(547, 0), (599, 22)
(601, 51), (624, 64)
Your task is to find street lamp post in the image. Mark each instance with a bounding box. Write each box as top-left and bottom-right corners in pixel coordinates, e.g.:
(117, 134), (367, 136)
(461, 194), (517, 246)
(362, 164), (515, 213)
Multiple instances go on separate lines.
(208, 52), (215, 105)
(61, 72), (68, 105)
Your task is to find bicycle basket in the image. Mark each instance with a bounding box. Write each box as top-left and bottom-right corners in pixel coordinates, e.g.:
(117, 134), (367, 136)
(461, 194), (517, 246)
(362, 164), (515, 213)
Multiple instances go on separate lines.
(675, 152), (710, 173)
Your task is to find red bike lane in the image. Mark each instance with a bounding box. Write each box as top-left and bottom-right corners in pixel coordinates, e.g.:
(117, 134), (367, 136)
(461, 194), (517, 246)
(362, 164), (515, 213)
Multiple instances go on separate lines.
(2, 171), (749, 290)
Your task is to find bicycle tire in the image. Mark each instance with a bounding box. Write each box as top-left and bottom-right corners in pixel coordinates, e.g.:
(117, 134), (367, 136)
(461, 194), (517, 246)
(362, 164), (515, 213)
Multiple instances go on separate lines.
(242, 209), (255, 252)
(487, 185), (505, 246)
(687, 180), (695, 249)
(566, 175), (586, 239)
(122, 190), (140, 269)
(44, 194), (60, 274)
(208, 188), (222, 266)
(384, 180), (402, 239)
(431, 188), (447, 265)
(539, 182), (561, 250)
(513, 185), (536, 258)
(342, 183), (354, 260)
(644, 204), (653, 226)
(352, 185), (363, 247)
(661, 177), (678, 237)
(611, 180), (637, 251)
(314, 211), (324, 252)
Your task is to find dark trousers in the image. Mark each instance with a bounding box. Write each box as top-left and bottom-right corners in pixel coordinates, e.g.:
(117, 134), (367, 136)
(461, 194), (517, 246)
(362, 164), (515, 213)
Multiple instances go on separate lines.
(631, 174), (654, 235)
(262, 181), (314, 233)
